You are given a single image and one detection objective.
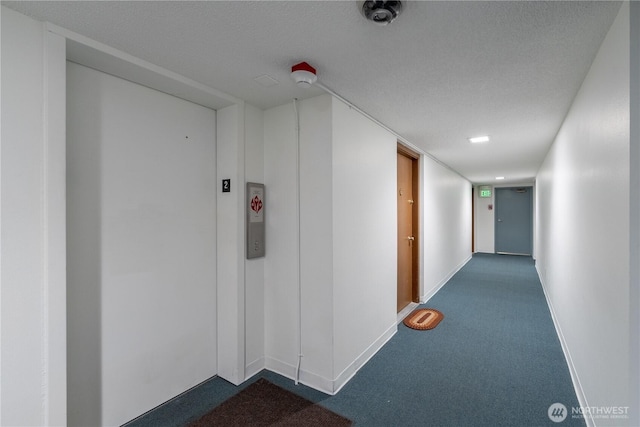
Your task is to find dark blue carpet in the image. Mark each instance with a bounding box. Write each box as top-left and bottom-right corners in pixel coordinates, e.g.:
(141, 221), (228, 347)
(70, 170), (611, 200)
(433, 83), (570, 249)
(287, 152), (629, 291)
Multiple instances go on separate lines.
(125, 254), (584, 427)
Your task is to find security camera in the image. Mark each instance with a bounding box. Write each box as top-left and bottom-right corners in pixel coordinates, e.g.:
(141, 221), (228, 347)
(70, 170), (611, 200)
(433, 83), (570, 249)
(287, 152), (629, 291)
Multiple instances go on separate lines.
(358, 1), (403, 26)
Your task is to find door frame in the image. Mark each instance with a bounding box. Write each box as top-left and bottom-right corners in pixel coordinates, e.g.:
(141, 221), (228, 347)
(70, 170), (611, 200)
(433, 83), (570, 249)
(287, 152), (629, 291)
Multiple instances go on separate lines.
(41, 23), (247, 424)
(472, 187), (475, 252)
(397, 143), (420, 304)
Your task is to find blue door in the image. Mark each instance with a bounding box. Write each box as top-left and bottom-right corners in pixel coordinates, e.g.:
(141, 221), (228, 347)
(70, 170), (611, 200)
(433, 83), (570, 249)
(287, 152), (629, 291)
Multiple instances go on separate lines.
(495, 187), (533, 255)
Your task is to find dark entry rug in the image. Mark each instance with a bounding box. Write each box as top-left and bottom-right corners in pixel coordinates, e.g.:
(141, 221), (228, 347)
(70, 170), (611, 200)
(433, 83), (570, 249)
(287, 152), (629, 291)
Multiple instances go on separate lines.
(188, 378), (353, 426)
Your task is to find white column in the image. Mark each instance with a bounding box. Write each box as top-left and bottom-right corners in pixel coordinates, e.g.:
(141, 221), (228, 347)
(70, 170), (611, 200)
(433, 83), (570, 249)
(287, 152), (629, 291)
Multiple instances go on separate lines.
(216, 103), (247, 384)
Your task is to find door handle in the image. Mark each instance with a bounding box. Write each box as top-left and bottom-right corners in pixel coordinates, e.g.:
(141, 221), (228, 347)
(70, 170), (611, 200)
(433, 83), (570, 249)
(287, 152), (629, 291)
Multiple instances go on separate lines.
(497, 219), (503, 222)
(407, 236), (415, 241)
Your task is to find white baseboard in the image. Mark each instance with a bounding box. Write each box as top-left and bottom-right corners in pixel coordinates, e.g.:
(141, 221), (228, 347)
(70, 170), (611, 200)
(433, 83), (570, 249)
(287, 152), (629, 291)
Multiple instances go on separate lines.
(244, 357), (265, 381)
(420, 254), (472, 303)
(264, 355), (335, 395)
(536, 263), (594, 427)
(331, 322), (397, 394)
(264, 322), (397, 396)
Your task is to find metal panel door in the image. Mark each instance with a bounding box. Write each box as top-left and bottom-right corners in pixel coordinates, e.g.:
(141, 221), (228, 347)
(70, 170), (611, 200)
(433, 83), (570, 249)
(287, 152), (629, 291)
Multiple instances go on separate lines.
(495, 187), (533, 255)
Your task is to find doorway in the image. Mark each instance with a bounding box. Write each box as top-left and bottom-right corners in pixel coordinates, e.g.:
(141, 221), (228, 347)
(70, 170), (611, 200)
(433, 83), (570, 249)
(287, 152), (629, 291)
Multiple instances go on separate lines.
(472, 187), (475, 252)
(66, 62), (217, 426)
(495, 187), (533, 255)
(397, 145), (419, 312)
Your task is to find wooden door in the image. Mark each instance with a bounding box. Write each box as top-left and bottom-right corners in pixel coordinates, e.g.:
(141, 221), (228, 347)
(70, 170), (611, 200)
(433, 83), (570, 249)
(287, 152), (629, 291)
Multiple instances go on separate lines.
(397, 149), (418, 312)
(472, 187), (475, 252)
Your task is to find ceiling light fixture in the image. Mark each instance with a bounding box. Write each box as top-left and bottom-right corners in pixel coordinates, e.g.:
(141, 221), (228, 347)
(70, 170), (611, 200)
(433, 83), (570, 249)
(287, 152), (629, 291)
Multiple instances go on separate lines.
(469, 135), (490, 143)
(496, 176), (505, 180)
(358, 1), (403, 26)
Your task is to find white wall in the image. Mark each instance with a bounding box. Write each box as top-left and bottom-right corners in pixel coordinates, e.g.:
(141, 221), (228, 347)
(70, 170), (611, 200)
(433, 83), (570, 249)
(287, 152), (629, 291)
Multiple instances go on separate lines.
(263, 101), (305, 381)
(264, 95), (338, 390)
(331, 99), (398, 388)
(298, 95), (336, 387)
(422, 160), (472, 301)
(474, 186), (495, 253)
(65, 63), (101, 426)
(1, 8), (66, 426)
(630, 3), (640, 424)
(264, 95), (398, 393)
(244, 103), (265, 378)
(1, 8), (46, 426)
(67, 63), (217, 426)
(535, 3), (630, 425)
(215, 103), (247, 386)
(263, 95), (472, 394)
(1, 7), (262, 425)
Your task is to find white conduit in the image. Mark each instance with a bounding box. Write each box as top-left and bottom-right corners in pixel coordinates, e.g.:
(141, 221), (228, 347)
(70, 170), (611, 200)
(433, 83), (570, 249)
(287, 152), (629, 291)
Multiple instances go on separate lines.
(314, 81), (466, 180)
(293, 98), (303, 385)
(291, 83), (411, 387)
(289, 79), (464, 387)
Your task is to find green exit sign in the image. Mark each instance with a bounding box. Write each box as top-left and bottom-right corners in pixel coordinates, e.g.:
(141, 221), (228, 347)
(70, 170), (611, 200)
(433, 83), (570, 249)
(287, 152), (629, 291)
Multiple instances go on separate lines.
(479, 186), (492, 198)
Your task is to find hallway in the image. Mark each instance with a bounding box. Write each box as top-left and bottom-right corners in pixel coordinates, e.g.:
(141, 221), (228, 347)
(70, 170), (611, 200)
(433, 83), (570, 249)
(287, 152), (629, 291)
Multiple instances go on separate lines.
(1, 3), (637, 425)
(129, 254), (585, 427)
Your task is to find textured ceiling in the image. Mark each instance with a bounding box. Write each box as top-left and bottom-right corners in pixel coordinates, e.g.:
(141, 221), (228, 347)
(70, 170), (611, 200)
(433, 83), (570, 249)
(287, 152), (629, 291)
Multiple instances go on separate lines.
(3, 1), (622, 184)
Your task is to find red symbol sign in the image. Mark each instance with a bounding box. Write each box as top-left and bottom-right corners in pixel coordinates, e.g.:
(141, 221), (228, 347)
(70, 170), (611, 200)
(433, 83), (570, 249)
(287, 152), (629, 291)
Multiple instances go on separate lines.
(251, 195), (263, 214)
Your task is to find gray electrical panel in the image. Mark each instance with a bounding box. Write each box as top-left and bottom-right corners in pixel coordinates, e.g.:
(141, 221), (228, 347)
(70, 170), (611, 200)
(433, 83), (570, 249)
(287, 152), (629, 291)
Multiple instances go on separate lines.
(246, 182), (265, 259)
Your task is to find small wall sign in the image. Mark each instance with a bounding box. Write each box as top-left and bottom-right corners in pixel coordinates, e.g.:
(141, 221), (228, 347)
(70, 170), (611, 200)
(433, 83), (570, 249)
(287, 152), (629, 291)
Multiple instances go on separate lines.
(247, 182), (265, 259)
(222, 179), (231, 193)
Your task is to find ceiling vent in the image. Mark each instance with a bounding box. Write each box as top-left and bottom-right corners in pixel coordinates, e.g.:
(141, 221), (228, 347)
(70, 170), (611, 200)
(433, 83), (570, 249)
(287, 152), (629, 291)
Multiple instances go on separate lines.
(359, 1), (403, 26)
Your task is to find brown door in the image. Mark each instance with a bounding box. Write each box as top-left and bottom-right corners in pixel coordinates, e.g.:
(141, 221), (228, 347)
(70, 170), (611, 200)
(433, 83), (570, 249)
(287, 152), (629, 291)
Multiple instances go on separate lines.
(397, 148), (418, 312)
(472, 187), (475, 252)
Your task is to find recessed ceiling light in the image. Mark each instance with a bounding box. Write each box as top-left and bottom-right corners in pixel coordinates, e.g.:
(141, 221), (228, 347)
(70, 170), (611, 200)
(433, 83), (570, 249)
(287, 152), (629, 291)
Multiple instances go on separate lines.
(496, 176), (505, 180)
(469, 136), (490, 143)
